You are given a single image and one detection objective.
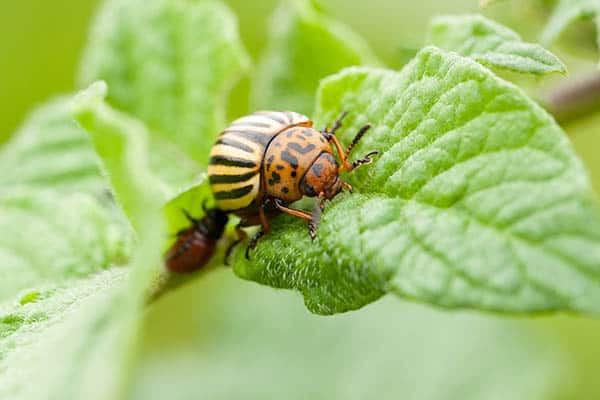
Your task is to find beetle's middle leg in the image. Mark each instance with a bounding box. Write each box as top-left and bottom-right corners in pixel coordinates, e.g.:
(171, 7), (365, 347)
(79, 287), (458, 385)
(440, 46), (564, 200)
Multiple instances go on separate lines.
(245, 199), (272, 259)
(328, 124), (377, 173)
(224, 222), (247, 265)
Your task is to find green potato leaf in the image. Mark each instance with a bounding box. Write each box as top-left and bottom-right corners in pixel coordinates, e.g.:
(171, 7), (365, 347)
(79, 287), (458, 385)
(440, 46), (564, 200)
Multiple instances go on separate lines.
(79, 0), (250, 165)
(234, 46), (600, 316)
(0, 99), (104, 194)
(251, 0), (378, 115)
(72, 82), (222, 279)
(162, 179), (214, 239)
(0, 99), (132, 301)
(540, 0), (600, 46)
(0, 79), (165, 400)
(0, 77), (167, 399)
(428, 15), (566, 75)
(0, 269), (130, 399)
(72, 81), (168, 233)
(0, 207), (164, 399)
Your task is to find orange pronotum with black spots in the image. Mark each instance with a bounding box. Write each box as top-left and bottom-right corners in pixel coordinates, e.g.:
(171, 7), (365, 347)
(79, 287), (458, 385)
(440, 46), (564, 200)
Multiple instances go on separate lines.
(207, 110), (377, 259)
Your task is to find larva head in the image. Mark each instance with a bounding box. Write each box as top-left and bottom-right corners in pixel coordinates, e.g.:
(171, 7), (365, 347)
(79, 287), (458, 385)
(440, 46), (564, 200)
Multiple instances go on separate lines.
(300, 152), (342, 200)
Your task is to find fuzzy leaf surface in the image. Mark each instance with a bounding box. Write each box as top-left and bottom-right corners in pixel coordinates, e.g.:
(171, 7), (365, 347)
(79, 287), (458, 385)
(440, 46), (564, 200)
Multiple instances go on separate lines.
(428, 15), (566, 75)
(234, 47), (600, 316)
(0, 99), (132, 301)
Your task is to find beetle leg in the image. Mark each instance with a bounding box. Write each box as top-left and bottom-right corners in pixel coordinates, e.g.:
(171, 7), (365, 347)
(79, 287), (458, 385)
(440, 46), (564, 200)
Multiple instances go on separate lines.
(273, 199), (313, 221)
(328, 134), (353, 172)
(341, 180), (353, 193)
(246, 230), (265, 259)
(244, 198), (272, 259)
(329, 128), (378, 173)
(224, 224), (247, 265)
(258, 201), (271, 234)
(273, 198), (319, 240)
(308, 194), (328, 240)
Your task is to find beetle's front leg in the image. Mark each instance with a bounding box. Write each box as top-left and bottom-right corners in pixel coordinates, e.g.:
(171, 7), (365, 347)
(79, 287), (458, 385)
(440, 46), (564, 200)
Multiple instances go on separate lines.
(246, 230), (265, 259)
(273, 198), (320, 240)
(308, 194), (327, 240)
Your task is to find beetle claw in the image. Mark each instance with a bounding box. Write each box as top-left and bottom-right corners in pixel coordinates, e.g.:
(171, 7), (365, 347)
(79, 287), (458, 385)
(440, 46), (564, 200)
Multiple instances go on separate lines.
(246, 230), (265, 259)
(341, 181), (353, 193)
(308, 221), (318, 241)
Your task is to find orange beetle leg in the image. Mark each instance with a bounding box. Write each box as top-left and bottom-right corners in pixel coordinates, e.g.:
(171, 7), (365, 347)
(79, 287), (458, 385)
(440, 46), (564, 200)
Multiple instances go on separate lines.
(245, 198), (272, 259)
(326, 119), (374, 173)
(273, 198), (320, 240)
(328, 134), (353, 172)
(273, 199), (313, 221)
(341, 180), (353, 193)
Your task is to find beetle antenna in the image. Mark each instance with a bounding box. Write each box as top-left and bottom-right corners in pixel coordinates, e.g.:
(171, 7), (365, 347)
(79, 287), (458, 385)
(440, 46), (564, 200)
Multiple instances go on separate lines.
(347, 124), (371, 156)
(330, 110), (348, 136)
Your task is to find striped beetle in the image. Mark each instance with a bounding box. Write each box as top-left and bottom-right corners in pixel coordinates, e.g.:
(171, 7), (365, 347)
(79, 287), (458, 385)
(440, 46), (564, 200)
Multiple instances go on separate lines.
(208, 111), (377, 259)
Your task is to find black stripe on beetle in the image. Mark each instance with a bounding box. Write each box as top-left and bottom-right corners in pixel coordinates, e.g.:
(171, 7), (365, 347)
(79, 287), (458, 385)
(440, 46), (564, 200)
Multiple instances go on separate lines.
(288, 142), (316, 154)
(214, 184), (254, 199)
(281, 150), (298, 169)
(209, 155), (256, 168)
(224, 130), (272, 146)
(216, 137), (255, 153)
(266, 155), (275, 171)
(271, 171), (281, 184)
(209, 170), (258, 184)
(312, 163), (324, 177)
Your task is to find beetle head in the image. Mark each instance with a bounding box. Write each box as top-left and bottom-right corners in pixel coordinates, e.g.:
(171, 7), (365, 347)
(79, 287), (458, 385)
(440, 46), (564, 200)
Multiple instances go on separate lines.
(300, 152), (343, 200)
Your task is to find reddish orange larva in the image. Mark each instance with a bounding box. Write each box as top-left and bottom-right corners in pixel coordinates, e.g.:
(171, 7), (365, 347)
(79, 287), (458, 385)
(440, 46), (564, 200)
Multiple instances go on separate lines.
(165, 209), (228, 273)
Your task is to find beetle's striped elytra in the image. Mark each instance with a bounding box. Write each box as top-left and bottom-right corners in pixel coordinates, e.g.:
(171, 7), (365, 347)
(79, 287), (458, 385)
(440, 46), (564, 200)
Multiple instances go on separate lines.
(207, 110), (378, 260)
(208, 111), (311, 211)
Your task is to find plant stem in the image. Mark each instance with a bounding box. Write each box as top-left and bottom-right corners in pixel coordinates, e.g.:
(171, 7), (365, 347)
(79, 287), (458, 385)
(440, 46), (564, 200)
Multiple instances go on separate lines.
(543, 73), (600, 124)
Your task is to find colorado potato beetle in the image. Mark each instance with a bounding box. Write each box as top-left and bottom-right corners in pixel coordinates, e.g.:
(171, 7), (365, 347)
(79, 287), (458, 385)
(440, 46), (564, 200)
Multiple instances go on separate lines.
(208, 111), (377, 259)
(165, 208), (228, 273)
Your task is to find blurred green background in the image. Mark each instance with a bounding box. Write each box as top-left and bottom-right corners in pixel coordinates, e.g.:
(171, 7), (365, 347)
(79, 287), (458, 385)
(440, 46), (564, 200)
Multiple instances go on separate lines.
(3, 1), (600, 399)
